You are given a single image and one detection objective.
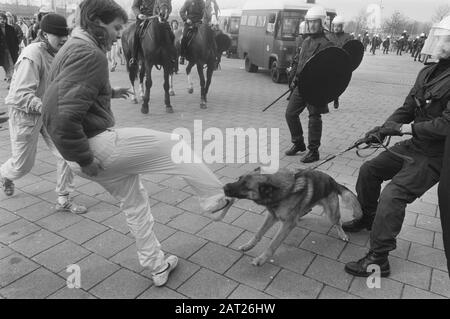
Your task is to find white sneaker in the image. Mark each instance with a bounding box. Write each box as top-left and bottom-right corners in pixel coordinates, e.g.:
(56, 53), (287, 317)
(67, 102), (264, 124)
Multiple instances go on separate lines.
(152, 255), (178, 287)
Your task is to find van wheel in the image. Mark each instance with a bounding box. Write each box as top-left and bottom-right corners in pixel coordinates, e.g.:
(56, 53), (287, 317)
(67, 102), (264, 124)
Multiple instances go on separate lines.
(271, 61), (282, 83)
(245, 57), (258, 73)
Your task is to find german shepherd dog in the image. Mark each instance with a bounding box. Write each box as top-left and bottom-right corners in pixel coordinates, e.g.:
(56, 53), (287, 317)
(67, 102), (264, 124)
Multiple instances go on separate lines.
(221, 168), (362, 266)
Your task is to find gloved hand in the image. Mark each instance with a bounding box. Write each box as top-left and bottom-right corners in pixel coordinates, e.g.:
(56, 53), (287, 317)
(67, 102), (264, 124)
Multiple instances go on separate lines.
(289, 76), (298, 90)
(379, 121), (403, 137)
(362, 126), (385, 144)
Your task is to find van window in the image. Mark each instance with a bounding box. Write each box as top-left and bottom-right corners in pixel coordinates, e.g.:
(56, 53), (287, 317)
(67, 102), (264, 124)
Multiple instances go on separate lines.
(279, 11), (306, 39)
(229, 17), (240, 34)
(241, 15), (248, 26)
(247, 15), (257, 27)
(256, 16), (266, 27)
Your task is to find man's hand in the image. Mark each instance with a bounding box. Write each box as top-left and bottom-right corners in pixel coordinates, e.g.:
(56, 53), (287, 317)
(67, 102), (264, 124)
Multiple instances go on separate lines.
(112, 88), (132, 99)
(363, 126), (384, 144)
(81, 158), (103, 177)
(186, 19), (192, 25)
(289, 76), (298, 90)
(379, 121), (403, 137)
(138, 14), (146, 20)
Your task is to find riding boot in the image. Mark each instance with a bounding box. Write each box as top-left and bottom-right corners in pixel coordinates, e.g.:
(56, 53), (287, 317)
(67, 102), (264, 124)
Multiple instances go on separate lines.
(130, 23), (141, 67)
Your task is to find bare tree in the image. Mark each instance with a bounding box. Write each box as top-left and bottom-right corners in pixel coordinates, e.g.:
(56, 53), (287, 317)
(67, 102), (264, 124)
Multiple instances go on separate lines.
(382, 11), (409, 37)
(347, 9), (368, 35)
(432, 4), (450, 23)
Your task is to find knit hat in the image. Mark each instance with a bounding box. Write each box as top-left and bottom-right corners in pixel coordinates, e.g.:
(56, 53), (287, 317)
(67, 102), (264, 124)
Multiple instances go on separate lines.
(40, 13), (69, 36)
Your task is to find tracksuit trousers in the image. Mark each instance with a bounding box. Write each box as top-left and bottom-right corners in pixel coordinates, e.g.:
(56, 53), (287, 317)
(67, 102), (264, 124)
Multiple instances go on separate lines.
(66, 128), (228, 274)
(0, 108), (74, 195)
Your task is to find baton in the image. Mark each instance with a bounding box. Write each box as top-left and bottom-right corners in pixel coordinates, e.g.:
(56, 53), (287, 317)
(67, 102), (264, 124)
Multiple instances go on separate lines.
(262, 88), (292, 112)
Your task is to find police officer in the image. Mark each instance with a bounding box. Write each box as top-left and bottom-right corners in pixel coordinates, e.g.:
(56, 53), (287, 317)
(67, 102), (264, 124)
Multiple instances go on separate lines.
(382, 36), (390, 54)
(343, 17), (450, 277)
(328, 15), (351, 109)
(129, 0), (174, 67)
(284, 6), (334, 163)
(414, 33), (426, 62)
(287, 21), (308, 91)
(179, 0), (206, 65)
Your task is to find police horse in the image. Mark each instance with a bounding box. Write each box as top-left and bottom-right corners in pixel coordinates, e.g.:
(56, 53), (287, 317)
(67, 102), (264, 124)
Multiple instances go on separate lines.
(180, 22), (230, 109)
(122, 0), (176, 114)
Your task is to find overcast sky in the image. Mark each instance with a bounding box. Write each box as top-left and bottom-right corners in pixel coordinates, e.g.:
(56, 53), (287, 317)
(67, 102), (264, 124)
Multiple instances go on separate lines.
(171, 0), (449, 23)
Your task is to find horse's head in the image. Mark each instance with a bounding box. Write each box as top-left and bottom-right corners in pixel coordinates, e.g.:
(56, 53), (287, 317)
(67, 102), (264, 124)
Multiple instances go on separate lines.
(156, 0), (171, 22)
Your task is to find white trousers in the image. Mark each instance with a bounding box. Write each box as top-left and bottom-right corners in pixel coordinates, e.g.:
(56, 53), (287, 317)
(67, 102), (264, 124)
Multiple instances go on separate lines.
(67, 128), (227, 273)
(0, 108), (74, 195)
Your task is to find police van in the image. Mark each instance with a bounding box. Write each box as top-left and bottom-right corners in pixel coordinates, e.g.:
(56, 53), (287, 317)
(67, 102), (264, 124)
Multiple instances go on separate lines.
(218, 9), (242, 58)
(238, 0), (336, 83)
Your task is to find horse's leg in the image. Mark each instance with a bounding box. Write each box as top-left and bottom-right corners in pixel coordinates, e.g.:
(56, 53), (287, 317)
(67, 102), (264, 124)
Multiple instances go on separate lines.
(197, 63), (207, 109)
(205, 63), (214, 104)
(186, 61), (195, 94)
(141, 63), (152, 114)
(164, 68), (174, 113)
(139, 64), (146, 102)
(129, 64), (139, 104)
(169, 73), (175, 96)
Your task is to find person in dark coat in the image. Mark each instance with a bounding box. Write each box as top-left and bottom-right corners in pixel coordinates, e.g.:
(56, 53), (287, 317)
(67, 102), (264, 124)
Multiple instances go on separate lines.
(382, 36), (390, 54)
(0, 12), (20, 83)
(179, 0), (206, 64)
(284, 6), (335, 163)
(343, 50), (450, 277)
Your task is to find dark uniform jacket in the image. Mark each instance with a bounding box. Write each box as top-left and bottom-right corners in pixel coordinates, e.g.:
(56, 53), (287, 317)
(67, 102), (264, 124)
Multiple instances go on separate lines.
(295, 33), (334, 78)
(0, 24), (20, 65)
(328, 32), (351, 48)
(386, 59), (450, 157)
(180, 0), (205, 24)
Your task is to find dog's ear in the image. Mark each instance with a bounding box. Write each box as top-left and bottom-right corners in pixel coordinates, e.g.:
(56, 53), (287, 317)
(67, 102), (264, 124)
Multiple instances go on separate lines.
(292, 176), (307, 193)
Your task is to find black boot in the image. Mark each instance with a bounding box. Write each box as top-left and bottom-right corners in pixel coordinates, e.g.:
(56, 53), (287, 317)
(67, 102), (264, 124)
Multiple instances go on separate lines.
(342, 214), (374, 232)
(301, 149), (319, 163)
(345, 251), (390, 277)
(285, 142), (306, 156)
(334, 100), (339, 109)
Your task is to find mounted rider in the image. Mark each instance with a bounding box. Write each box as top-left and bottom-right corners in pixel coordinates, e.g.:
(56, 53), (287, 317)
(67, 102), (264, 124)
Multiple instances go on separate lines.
(129, 0), (174, 68)
(179, 0), (218, 65)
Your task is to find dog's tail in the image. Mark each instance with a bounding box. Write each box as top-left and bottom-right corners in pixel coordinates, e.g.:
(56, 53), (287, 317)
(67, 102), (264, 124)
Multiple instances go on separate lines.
(337, 184), (363, 219)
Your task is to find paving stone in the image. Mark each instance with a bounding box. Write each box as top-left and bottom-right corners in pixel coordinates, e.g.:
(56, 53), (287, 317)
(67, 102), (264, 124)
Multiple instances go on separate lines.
(90, 268), (151, 299)
(48, 287), (97, 299)
(197, 221), (244, 246)
(167, 211), (211, 234)
(349, 277), (403, 299)
(77, 182), (106, 197)
(269, 245), (315, 275)
(434, 233), (444, 251)
(0, 193), (41, 212)
(283, 227), (310, 247)
(58, 219), (108, 244)
(189, 242), (242, 274)
(102, 213), (129, 234)
(430, 269), (450, 298)
(406, 201), (437, 217)
(154, 223), (177, 242)
(297, 215), (334, 234)
(0, 209), (19, 227)
(176, 196), (204, 215)
(228, 284), (274, 299)
(265, 269), (323, 299)
(72, 193), (102, 209)
(110, 245), (142, 273)
(162, 231), (207, 259)
(402, 285), (445, 299)
(233, 199), (265, 214)
(408, 243), (448, 272)
(21, 180), (56, 196)
(328, 226), (370, 247)
(151, 189), (191, 206)
(59, 253), (120, 291)
(14, 201), (56, 222)
(84, 202), (120, 223)
(0, 253), (39, 288)
(141, 257), (200, 290)
(300, 232), (347, 259)
(232, 211), (268, 233)
(318, 286), (360, 299)
(83, 229), (134, 259)
(391, 238), (411, 260)
(0, 218), (41, 244)
(178, 268), (238, 299)
(224, 256), (280, 291)
(338, 243), (369, 264)
(416, 215), (442, 233)
(0, 267), (65, 299)
(0, 244), (14, 259)
(305, 256), (353, 290)
(229, 231), (273, 258)
(138, 286), (187, 299)
(141, 180), (168, 195)
(9, 229), (65, 257)
(32, 240), (91, 272)
(398, 225), (434, 247)
(36, 212), (84, 232)
(159, 176), (188, 190)
(151, 202), (185, 224)
(389, 256), (432, 290)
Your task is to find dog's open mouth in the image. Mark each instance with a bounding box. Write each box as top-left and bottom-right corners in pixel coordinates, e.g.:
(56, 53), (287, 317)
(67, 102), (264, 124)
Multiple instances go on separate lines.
(210, 198), (234, 221)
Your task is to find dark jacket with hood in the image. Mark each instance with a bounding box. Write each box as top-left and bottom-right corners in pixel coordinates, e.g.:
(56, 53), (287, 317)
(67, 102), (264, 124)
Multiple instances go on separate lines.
(0, 23), (20, 65)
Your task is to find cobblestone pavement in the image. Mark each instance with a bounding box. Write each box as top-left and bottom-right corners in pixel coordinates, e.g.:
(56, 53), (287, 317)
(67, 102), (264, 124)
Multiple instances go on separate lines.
(0, 50), (449, 299)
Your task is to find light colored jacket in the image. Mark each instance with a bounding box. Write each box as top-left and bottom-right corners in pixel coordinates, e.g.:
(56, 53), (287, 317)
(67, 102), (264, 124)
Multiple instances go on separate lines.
(5, 41), (53, 114)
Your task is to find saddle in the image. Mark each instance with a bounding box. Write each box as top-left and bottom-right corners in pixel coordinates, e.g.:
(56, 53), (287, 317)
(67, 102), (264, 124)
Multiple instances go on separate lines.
(185, 22), (202, 48)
